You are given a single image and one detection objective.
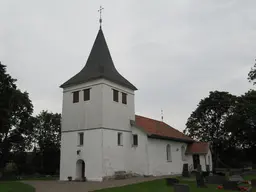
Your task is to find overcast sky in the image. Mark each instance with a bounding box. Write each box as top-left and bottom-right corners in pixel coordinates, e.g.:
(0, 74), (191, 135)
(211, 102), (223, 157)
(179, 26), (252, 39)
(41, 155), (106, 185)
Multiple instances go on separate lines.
(1, 0), (255, 131)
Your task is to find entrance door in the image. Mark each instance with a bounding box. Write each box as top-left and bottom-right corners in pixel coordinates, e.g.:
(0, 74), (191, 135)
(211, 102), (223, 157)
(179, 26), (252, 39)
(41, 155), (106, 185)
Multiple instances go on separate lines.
(193, 154), (200, 169)
(81, 161), (85, 178)
(76, 159), (85, 180)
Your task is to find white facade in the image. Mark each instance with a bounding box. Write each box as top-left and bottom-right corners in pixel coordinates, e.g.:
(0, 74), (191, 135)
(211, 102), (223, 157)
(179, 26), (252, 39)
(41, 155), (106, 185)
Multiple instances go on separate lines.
(60, 79), (138, 181)
(60, 129), (103, 181)
(60, 63), (212, 182)
(60, 77), (212, 181)
(202, 149), (213, 171)
(147, 139), (187, 176)
(61, 79), (104, 132)
(185, 149), (212, 172)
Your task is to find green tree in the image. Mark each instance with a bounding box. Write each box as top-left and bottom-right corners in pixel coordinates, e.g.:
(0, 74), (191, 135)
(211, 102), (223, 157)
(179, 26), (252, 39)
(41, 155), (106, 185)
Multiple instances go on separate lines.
(225, 90), (256, 163)
(183, 91), (237, 168)
(33, 111), (61, 174)
(248, 61), (256, 85)
(0, 62), (33, 172)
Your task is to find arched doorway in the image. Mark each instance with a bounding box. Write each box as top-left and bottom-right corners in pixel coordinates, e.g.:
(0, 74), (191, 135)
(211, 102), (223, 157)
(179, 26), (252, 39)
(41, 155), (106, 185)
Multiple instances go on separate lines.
(76, 159), (85, 180)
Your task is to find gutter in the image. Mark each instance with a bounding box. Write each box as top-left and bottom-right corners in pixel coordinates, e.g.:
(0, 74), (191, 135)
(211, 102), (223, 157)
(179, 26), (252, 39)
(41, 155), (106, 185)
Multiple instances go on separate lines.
(148, 134), (194, 144)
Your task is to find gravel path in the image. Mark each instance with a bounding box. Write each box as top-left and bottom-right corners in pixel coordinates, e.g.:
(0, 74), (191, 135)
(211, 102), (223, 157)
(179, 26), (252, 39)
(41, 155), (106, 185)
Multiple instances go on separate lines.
(23, 176), (171, 192)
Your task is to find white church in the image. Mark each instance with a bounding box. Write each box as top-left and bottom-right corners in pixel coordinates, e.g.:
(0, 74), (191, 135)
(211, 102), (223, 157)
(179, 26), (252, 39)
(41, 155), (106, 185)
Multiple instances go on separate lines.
(59, 24), (212, 181)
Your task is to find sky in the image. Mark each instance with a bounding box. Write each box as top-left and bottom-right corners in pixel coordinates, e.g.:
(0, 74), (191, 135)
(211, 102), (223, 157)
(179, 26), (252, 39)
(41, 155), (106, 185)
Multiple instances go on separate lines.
(0, 0), (255, 131)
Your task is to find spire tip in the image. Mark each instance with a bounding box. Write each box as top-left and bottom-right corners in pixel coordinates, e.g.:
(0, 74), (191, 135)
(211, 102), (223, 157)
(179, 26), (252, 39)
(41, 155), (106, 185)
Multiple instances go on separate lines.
(98, 6), (104, 28)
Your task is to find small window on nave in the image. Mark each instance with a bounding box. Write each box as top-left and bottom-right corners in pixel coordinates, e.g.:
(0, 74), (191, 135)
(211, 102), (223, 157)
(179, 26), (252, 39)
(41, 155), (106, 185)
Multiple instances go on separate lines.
(132, 134), (138, 146)
(117, 132), (123, 146)
(166, 144), (172, 162)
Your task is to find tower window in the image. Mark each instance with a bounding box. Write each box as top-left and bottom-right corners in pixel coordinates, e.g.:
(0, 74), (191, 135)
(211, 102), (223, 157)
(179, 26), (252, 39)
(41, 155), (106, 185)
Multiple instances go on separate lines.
(113, 89), (119, 102)
(78, 132), (84, 146)
(73, 91), (79, 103)
(84, 88), (90, 101)
(117, 132), (123, 146)
(132, 134), (138, 146)
(122, 92), (127, 104)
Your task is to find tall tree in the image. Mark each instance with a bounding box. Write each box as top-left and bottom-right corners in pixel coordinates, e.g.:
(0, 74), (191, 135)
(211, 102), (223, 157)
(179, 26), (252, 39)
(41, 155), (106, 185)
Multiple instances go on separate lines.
(248, 61), (256, 85)
(0, 62), (33, 172)
(183, 91), (237, 168)
(225, 90), (256, 163)
(33, 111), (61, 174)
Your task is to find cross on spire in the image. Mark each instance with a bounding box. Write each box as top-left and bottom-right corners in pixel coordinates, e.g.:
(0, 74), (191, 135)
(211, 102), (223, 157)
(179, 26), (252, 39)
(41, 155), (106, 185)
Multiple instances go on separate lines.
(98, 6), (104, 28)
(161, 109), (164, 122)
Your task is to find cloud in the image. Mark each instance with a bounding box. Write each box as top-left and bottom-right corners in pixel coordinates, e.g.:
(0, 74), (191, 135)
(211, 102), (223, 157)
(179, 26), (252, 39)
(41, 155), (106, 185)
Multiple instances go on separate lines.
(0, 0), (255, 131)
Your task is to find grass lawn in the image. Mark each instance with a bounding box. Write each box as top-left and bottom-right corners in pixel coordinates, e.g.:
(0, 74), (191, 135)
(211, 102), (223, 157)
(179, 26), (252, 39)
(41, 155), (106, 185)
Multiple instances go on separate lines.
(0, 181), (35, 192)
(243, 174), (256, 181)
(95, 179), (235, 192)
(94, 173), (256, 192)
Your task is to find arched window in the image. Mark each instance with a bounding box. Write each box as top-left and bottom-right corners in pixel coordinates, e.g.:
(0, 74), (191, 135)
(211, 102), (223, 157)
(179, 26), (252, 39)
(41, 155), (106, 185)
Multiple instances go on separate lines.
(181, 145), (186, 161)
(166, 144), (171, 162)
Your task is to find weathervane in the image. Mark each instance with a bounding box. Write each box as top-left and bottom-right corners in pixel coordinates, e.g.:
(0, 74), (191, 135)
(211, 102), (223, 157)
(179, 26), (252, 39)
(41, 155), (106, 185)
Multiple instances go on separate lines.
(98, 6), (104, 28)
(161, 109), (164, 122)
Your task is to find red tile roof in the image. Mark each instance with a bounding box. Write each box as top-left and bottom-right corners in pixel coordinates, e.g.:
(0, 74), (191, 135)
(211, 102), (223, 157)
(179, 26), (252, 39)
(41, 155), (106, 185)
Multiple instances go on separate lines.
(186, 142), (209, 154)
(135, 115), (194, 143)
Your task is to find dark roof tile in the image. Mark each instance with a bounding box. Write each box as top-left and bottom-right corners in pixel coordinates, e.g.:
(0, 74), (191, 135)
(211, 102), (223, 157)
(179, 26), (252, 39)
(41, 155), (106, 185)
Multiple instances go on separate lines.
(60, 28), (137, 90)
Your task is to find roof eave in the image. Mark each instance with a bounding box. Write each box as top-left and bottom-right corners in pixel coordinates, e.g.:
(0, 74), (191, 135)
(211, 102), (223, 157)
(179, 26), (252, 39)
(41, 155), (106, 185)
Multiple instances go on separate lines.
(148, 134), (194, 143)
(60, 77), (137, 91)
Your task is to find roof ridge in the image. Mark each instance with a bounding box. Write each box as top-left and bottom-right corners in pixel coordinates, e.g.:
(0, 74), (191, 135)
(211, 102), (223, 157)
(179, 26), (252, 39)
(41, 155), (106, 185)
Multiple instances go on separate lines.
(135, 114), (163, 123)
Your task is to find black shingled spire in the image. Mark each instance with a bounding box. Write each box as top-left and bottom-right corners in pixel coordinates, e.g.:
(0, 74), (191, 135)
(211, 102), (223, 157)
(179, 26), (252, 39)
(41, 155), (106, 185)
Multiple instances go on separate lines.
(60, 28), (137, 90)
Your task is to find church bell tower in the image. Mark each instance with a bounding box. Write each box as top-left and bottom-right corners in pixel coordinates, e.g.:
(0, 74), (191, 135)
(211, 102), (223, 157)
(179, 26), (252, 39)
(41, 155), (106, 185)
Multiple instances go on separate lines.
(59, 13), (137, 181)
